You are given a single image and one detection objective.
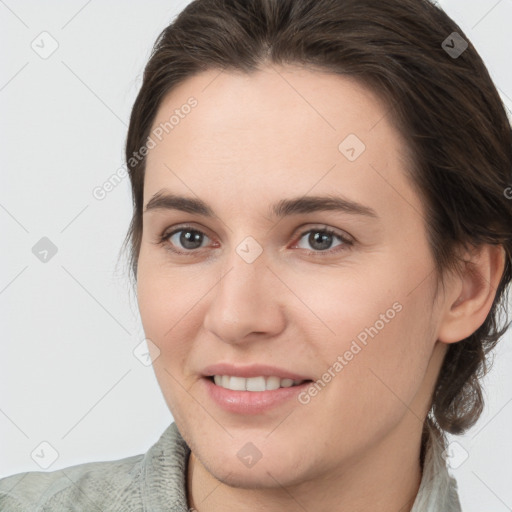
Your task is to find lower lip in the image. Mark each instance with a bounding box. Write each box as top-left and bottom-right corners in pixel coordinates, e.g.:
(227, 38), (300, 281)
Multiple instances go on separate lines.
(203, 377), (312, 415)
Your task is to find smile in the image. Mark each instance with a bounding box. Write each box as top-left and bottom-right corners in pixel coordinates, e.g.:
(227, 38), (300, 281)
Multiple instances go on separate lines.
(211, 375), (308, 391)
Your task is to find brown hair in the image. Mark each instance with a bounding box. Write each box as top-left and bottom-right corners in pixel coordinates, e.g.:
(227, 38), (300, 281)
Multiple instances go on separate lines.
(122, 0), (512, 437)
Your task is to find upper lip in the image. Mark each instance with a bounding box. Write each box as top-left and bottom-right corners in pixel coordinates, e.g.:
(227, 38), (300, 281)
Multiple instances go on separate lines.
(202, 363), (312, 381)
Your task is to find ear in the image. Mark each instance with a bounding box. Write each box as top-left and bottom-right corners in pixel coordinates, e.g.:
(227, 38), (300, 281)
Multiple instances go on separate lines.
(437, 244), (506, 344)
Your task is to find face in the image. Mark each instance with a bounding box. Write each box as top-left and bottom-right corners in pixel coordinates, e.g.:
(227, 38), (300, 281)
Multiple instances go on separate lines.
(136, 65), (448, 488)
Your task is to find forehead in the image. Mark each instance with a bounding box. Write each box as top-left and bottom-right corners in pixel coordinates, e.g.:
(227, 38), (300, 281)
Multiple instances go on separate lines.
(143, 65), (419, 220)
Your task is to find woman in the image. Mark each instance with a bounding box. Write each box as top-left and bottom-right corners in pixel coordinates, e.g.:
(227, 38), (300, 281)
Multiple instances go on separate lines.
(1, 0), (511, 510)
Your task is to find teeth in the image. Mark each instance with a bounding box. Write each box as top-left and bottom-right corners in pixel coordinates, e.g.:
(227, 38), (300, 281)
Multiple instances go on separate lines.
(211, 375), (305, 391)
(266, 376), (280, 390)
(246, 376), (266, 391)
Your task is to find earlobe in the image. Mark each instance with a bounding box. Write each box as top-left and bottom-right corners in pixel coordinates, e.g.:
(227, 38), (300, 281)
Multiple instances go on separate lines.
(437, 245), (506, 344)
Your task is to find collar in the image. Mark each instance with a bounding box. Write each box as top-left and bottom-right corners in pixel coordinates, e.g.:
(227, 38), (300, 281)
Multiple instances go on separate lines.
(411, 419), (462, 511)
(142, 421), (461, 511)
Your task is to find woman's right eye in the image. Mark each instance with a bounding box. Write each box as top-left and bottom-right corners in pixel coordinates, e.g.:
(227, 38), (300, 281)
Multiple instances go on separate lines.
(161, 227), (212, 253)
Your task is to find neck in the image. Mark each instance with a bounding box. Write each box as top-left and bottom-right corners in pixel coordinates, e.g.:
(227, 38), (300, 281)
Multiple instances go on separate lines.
(186, 415), (424, 512)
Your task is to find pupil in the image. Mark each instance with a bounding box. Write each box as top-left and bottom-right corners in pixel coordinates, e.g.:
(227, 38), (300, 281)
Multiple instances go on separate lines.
(310, 231), (332, 250)
(181, 230), (202, 249)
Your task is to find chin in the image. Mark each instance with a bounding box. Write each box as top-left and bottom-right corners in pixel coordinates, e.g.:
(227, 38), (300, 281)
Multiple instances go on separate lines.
(195, 438), (315, 490)
(205, 455), (308, 490)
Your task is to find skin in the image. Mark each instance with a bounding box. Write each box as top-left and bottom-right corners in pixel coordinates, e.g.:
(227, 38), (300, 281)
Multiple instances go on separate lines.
(136, 65), (505, 512)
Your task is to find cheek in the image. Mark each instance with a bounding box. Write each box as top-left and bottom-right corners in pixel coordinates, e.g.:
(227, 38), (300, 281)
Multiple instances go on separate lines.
(135, 256), (212, 388)
(136, 250), (203, 343)
(317, 283), (437, 434)
(136, 264), (197, 413)
(298, 253), (437, 407)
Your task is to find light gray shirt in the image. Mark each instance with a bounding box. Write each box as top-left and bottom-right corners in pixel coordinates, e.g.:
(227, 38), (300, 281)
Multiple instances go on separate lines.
(0, 421), (462, 511)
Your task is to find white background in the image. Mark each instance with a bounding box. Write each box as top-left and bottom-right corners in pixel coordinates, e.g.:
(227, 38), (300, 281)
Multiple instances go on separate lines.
(1, 1), (511, 510)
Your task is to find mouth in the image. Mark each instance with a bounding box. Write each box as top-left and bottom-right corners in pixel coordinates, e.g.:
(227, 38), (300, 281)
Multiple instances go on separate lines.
(207, 375), (313, 392)
(202, 368), (315, 414)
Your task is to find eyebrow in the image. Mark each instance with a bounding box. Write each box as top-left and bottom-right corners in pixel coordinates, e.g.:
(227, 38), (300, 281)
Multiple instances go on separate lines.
(143, 190), (378, 219)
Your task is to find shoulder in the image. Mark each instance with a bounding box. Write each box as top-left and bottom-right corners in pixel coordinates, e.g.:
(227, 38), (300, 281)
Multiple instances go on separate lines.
(0, 452), (145, 511)
(0, 422), (191, 512)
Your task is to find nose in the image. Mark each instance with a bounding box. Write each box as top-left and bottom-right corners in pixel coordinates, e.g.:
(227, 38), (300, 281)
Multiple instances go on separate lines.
(202, 247), (286, 345)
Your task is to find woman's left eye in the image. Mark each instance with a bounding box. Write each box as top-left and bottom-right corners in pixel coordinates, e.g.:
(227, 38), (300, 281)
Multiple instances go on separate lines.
(293, 227), (352, 254)
(158, 225), (352, 256)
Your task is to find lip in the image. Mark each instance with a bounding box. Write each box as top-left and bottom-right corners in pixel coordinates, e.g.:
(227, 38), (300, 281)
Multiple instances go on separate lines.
(202, 376), (312, 415)
(201, 363), (312, 381)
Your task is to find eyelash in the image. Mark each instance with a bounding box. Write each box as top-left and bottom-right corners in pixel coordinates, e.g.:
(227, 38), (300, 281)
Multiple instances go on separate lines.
(156, 224), (354, 257)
